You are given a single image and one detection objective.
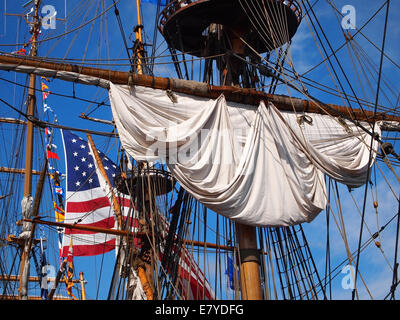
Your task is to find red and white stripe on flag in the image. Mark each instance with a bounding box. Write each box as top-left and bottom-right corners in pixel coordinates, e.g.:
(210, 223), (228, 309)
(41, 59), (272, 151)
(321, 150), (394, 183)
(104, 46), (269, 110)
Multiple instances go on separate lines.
(60, 129), (137, 257)
(177, 249), (215, 300)
(158, 215), (215, 300)
(60, 187), (134, 257)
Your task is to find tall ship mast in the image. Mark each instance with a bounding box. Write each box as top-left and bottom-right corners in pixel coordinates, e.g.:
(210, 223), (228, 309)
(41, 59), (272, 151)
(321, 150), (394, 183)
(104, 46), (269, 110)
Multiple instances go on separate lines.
(0, 0), (399, 301)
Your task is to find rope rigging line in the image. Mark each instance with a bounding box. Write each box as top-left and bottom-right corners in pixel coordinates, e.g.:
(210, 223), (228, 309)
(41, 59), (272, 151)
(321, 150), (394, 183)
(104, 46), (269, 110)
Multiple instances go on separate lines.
(61, 0), (98, 60)
(326, 0), (399, 71)
(352, 0), (391, 300)
(0, 0), (121, 48)
(346, 41), (398, 115)
(230, 49), (383, 148)
(111, 0), (134, 68)
(303, 0), (371, 128)
(1, 0), (399, 301)
(388, 192), (400, 299)
(302, 0), (399, 79)
(0, 96), (117, 138)
(80, 0), (101, 63)
(0, 75), (111, 107)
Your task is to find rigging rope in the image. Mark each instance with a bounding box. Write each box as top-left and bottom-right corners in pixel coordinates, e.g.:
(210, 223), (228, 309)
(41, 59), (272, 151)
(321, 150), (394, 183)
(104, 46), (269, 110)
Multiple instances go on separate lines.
(0, 0), (121, 48)
(352, 0), (391, 300)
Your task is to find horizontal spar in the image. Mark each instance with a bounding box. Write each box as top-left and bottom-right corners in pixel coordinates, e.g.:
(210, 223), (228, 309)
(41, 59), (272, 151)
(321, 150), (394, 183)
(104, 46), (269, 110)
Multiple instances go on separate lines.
(0, 118), (26, 125)
(0, 166), (49, 176)
(0, 275), (82, 284)
(0, 54), (399, 124)
(23, 218), (240, 252)
(23, 218), (144, 238)
(0, 295), (72, 300)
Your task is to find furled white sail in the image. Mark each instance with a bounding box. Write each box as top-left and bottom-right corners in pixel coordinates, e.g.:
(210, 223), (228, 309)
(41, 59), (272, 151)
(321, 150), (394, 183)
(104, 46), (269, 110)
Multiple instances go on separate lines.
(109, 83), (379, 227)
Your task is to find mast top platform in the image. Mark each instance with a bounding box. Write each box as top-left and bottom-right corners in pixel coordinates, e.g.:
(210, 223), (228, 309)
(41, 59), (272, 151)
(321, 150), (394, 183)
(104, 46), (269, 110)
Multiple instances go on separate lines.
(158, 0), (302, 57)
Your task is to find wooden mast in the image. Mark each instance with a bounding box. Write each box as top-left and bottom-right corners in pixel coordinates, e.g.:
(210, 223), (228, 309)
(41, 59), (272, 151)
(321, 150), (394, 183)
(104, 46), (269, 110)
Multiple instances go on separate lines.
(134, 0), (144, 75)
(86, 134), (123, 228)
(79, 272), (87, 300)
(236, 223), (263, 299)
(133, 0), (156, 299)
(18, 0), (42, 300)
(226, 27), (263, 300)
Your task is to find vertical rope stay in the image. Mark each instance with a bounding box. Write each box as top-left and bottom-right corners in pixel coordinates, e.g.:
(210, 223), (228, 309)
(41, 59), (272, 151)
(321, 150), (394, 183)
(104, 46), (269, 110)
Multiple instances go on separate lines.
(352, 0), (390, 300)
(389, 193), (400, 299)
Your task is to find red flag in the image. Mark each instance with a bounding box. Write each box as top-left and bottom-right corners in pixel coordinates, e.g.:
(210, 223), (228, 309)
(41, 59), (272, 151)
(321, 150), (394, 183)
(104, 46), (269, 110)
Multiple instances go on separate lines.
(11, 48), (26, 55)
(47, 149), (60, 160)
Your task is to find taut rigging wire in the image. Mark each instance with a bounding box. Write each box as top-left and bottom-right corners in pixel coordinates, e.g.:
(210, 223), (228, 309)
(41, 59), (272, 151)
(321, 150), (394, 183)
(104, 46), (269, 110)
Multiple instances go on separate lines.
(352, 0), (391, 300)
(0, 0), (121, 48)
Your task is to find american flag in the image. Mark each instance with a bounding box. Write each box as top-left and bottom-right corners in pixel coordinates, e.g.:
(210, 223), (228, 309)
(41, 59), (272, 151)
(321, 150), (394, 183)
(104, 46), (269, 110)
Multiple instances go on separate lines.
(60, 130), (214, 299)
(158, 215), (215, 300)
(60, 130), (132, 257)
(176, 249), (215, 300)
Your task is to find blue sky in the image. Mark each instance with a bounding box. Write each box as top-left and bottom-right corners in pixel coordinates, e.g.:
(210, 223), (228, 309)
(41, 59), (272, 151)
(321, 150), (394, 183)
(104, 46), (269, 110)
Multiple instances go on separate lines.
(0, 0), (399, 300)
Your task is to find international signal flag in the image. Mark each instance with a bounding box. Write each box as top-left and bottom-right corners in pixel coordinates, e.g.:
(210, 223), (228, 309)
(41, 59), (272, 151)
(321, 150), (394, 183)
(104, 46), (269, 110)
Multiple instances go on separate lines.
(11, 48), (26, 55)
(43, 103), (53, 113)
(41, 82), (49, 91)
(64, 238), (78, 300)
(53, 201), (65, 223)
(225, 256), (240, 290)
(42, 91), (51, 100)
(54, 186), (63, 195)
(47, 149), (60, 160)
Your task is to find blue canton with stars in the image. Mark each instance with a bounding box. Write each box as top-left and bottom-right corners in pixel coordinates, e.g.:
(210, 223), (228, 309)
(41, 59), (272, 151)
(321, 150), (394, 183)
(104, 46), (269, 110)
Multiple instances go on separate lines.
(63, 130), (120, 192)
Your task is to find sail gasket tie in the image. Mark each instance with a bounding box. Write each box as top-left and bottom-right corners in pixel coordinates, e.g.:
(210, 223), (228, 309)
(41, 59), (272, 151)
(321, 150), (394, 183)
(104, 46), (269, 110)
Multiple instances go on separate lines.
(127, 71), (133, 86)
(297, 114), (313, 126)
(166, 89), (177, 103)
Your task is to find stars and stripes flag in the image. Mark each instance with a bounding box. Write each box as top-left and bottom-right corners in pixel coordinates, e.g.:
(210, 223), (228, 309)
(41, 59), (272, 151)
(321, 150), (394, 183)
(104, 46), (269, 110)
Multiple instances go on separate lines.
(175, 247), (215, 300)
(158, 215), (215, 300)
(60, 130), (133, 257)
(60, 130), (214, 299)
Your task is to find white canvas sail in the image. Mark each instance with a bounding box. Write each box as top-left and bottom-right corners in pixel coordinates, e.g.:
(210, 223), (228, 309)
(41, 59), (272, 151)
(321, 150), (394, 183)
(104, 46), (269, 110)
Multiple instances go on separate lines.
(109, 83), (379, 227)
